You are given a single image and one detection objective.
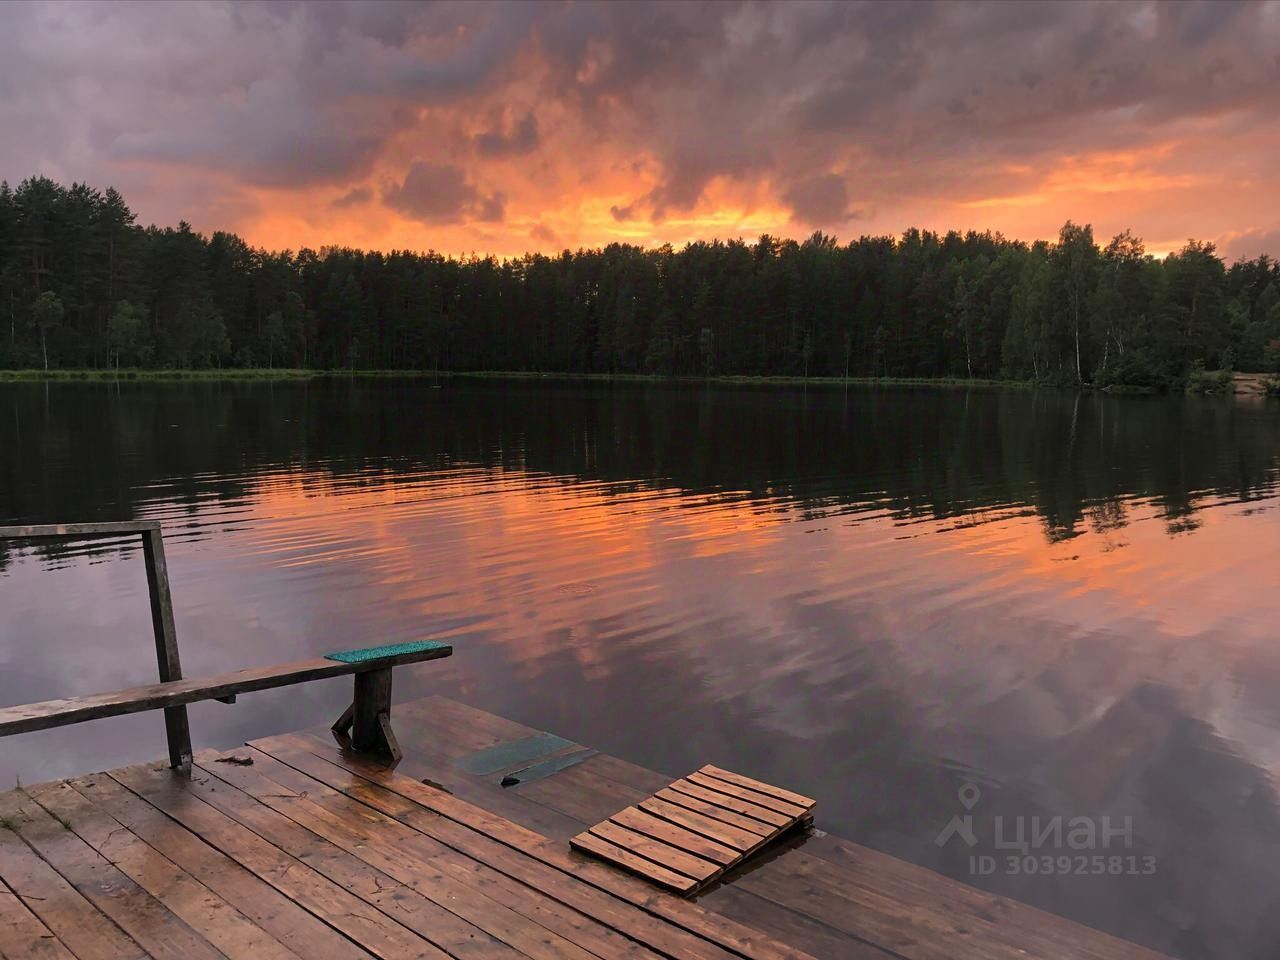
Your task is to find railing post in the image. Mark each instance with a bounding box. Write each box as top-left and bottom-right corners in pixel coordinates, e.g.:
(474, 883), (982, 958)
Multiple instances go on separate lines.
(0, 521), (197, 771)
(140, 526), (193, 771)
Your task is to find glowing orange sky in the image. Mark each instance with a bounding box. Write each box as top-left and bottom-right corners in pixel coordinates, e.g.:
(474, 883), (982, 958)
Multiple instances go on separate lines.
(5, 1), (1279, 261)
(235, 132), (1280, 261)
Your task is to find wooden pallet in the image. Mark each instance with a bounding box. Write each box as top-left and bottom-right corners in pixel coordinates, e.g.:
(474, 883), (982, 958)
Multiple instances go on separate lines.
(569, 764), (816, 894)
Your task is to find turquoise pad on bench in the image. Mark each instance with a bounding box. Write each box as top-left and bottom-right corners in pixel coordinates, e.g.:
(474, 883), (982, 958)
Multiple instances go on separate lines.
(325, 639), (451, 664)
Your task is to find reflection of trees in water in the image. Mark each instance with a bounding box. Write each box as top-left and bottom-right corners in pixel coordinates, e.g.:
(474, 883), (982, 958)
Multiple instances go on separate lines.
(0, 535), (145, 576)
(4, 380), (1280, 956)
(2, 381), (1279, 565)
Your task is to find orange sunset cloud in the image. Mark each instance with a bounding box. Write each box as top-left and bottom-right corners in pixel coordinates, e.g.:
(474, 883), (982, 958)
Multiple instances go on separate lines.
(3, 1), (1279, 261)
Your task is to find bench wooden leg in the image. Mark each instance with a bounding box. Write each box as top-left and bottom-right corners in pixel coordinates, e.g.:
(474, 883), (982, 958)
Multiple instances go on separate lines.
(378, 712), (403, 764)
(340, 667), (400, 763)
(331, 701), (355, 737)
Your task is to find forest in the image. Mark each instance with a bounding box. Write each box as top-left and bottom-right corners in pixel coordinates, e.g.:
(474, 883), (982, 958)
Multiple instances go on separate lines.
(2, 175), (1279, 389)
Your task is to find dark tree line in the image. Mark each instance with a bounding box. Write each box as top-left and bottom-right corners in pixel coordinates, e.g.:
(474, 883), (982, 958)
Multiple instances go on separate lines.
(2, 176), (1278, 387)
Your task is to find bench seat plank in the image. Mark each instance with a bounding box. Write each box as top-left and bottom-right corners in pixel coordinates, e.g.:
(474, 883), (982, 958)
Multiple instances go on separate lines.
(0, 642), (452, 736)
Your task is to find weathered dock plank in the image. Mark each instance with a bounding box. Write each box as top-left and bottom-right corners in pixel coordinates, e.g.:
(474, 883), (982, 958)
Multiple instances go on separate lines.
(25, 782), (302, 960)
(0, 695), (1172, 960)
(273, 709), (892, 960)
(191, 749), (643, 960)
(0, 793), (224, 960)
(63, 775), (375, 960)
(293, 711), (896, 960)
(256, 732), (816, 960)
(108, 764), (454, 960)
(260, 735), (774, 960)
(0, 880), (76, 960)
(360, 696), (1172, 960)
(0, 795), (148, 960)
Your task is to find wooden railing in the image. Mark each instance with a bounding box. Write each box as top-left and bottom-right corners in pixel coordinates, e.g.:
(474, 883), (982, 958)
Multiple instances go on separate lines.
(0, 522), (451, 769)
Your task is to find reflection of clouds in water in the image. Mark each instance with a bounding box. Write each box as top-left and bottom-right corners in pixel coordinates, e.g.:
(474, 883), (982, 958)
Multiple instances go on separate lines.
(0, 550), (157, 698)
(3, 383), (1280, 957)
(4, 451), (1280, 786)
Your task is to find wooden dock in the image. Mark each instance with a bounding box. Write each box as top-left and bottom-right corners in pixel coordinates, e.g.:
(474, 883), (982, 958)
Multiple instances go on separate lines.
(0, 696), (1171, 960)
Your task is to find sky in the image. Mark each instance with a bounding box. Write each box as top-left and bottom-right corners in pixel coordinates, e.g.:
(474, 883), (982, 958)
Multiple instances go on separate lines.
(2, 0), (1279, 261)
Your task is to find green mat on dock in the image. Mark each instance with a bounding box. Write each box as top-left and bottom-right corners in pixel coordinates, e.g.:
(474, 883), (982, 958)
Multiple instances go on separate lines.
(324, 639), (450, 663)
(455, 732), (577, 776)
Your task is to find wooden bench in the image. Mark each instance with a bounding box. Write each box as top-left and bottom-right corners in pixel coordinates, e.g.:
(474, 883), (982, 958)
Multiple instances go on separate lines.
(0, 522), (452, 770)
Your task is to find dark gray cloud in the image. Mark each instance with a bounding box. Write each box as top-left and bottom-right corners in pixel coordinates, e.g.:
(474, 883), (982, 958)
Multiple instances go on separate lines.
(474, 112), (540, 157)
(566, 0), (1279, 228)
(382, 161), (504, 225)
(530, 223), (558, 246)
(476, 191), (507, 222)
(1222, 228), (1280, 264)
(332, 186), (373, 209)
(783, 173), (853, 227)
(1, 0), (1276, 251)
(0, 1), (537, 191)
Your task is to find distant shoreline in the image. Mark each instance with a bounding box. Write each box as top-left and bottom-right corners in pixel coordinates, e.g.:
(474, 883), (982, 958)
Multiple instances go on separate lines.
(0, 368), (1035, 389)
(3, 368), (1276, 397)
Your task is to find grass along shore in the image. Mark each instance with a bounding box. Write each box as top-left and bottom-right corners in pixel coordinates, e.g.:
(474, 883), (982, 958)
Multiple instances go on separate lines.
(0, 367), (1031, 389)
(0, 367), (1274, 395)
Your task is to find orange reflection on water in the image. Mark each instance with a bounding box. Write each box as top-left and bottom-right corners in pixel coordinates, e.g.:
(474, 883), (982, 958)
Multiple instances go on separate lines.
(228, 464), (793, 677)
(225, 460), (1280, 769)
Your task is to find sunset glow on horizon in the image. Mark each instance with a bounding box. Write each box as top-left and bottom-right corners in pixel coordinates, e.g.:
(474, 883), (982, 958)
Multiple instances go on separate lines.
(4, 0), (1279, 261)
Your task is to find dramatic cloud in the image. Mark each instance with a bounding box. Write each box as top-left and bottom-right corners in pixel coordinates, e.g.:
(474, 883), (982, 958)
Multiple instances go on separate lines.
(530, 223), (559, 247)
(331, 187), (373, 209)
(382, 161), (504, 225)
(783, 174), (855, 227)
(1, 0), (1277, 258)
(1221, 228), (1280, 264)
(474, 112), (540, 157)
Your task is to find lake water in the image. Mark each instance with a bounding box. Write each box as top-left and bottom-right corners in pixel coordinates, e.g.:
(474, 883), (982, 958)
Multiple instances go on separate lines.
(2, 378), (1280, 958)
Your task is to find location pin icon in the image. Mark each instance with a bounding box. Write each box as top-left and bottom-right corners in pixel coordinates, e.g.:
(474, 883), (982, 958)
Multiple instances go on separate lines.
(959, 782), (981, 810)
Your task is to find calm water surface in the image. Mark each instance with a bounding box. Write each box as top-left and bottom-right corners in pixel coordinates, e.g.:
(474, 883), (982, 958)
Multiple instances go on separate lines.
(3, 379), (1280, 958)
